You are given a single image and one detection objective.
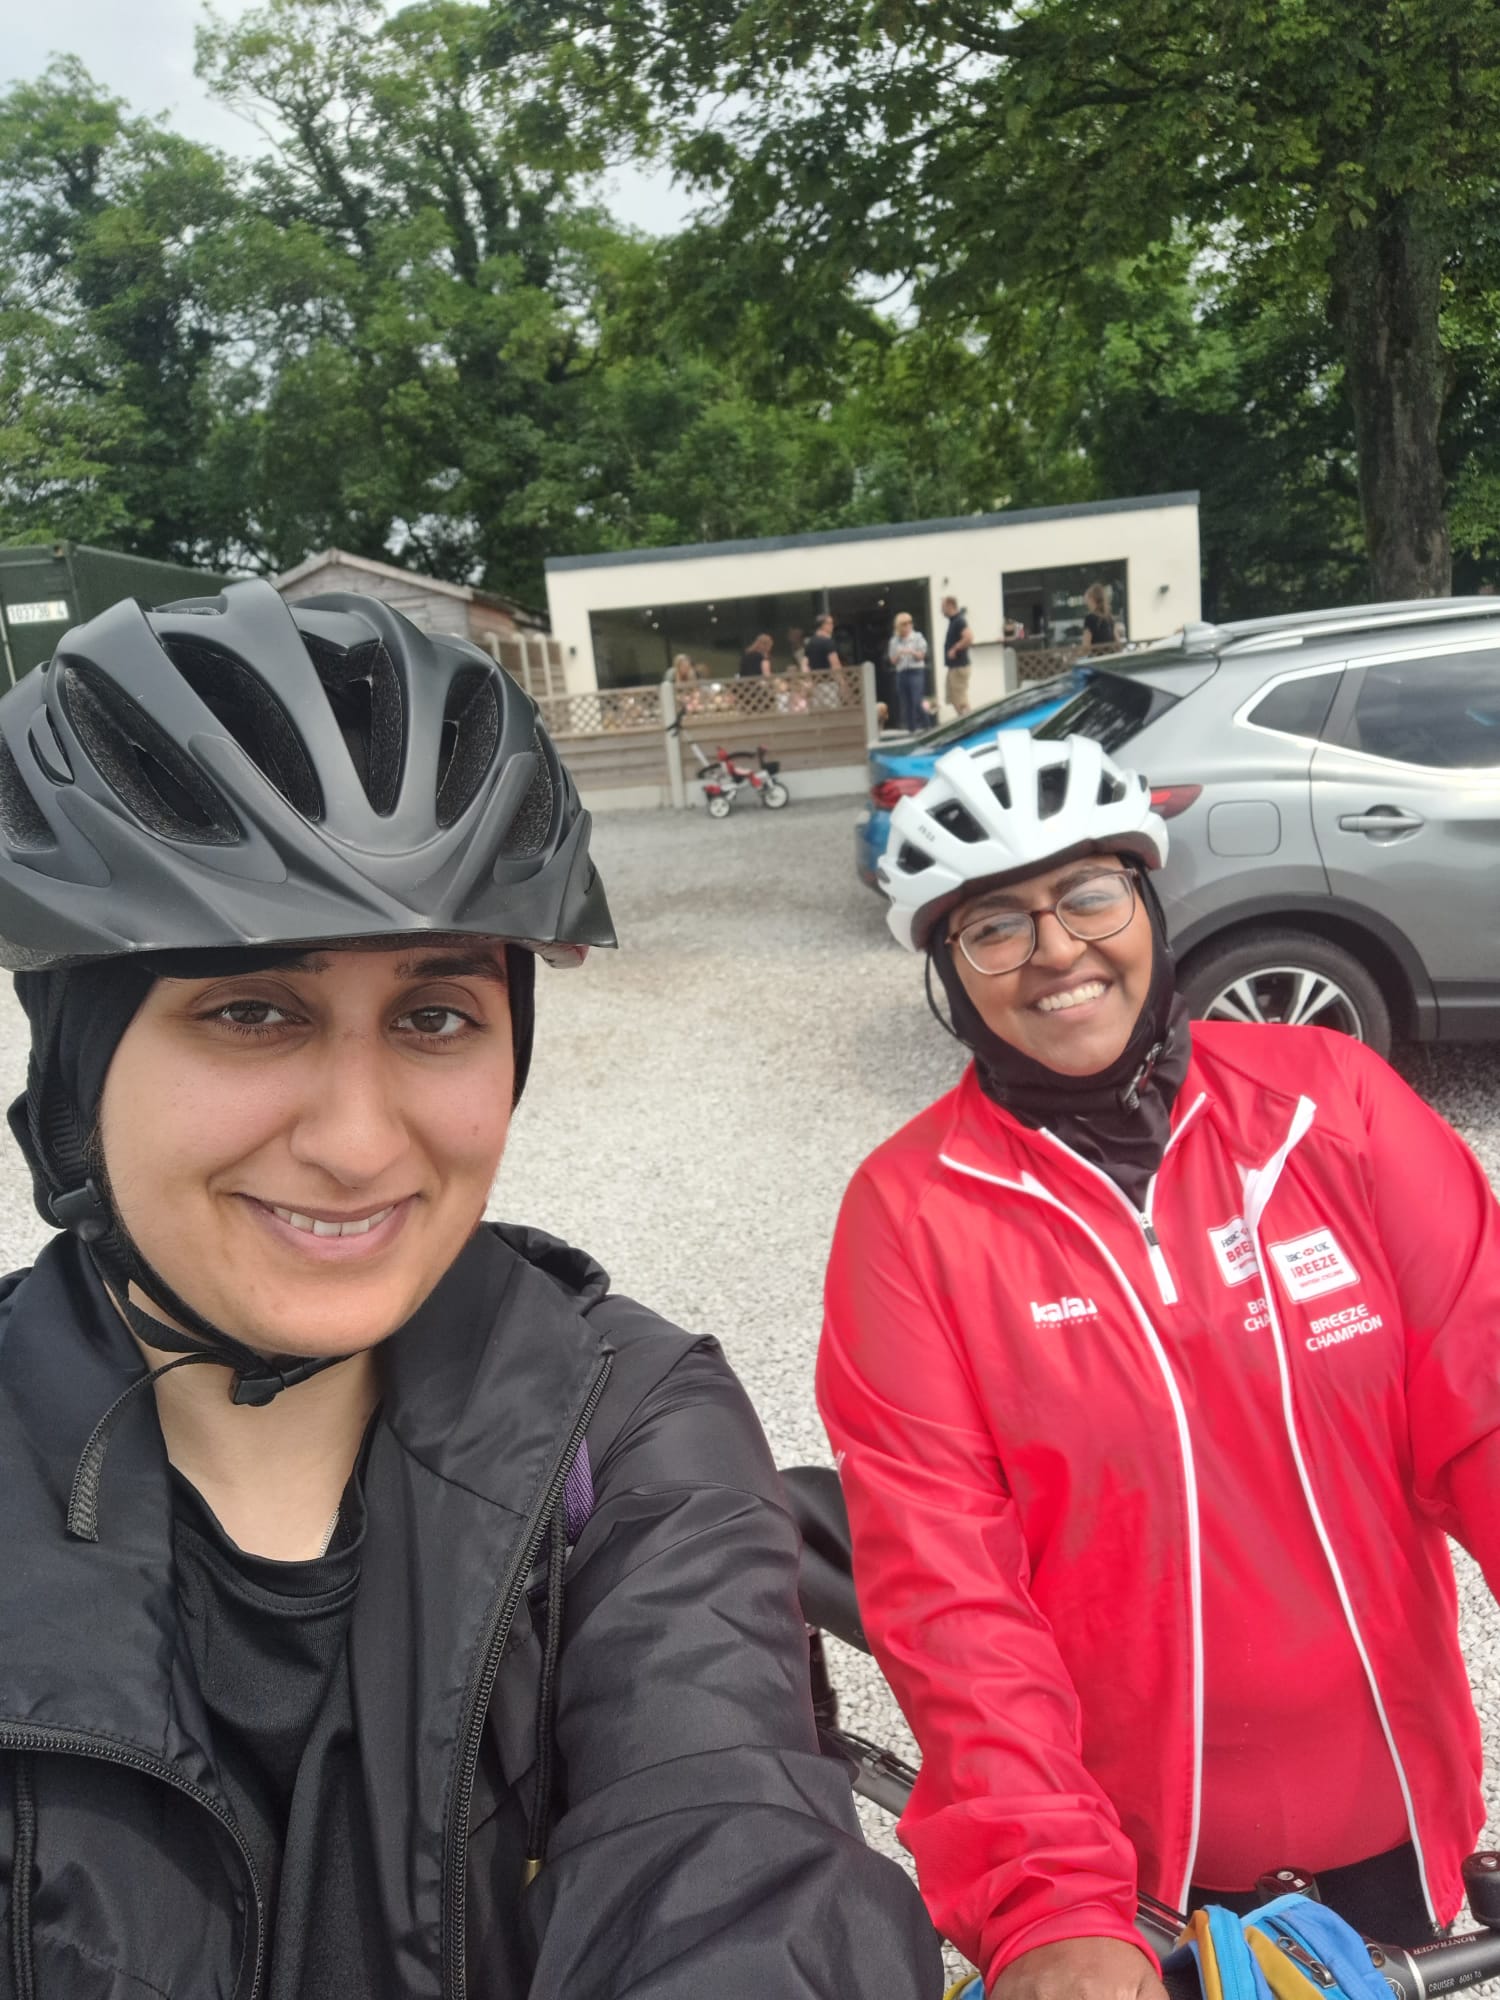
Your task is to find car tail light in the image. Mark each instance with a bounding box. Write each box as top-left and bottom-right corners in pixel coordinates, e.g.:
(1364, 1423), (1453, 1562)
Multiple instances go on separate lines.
(1150, 784), (1203, 820)
(872, 777), (925, 810)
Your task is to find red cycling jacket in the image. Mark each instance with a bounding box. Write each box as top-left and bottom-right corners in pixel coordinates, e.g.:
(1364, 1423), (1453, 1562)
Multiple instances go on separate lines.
(818, 1023), (1500, 1989)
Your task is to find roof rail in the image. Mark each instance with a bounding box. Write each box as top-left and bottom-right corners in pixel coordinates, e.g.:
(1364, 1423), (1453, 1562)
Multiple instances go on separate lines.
(1218, 600), (1500, 656)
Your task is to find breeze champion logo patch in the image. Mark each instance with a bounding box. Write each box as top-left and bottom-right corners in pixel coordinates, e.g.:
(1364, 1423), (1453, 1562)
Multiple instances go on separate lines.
(1265, 1225), (1360, 1303)
(1208, 1216), (1257, 1288)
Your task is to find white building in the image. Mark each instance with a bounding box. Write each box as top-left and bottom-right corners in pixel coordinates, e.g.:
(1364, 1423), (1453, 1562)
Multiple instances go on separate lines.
(544, 492), (1201, 707)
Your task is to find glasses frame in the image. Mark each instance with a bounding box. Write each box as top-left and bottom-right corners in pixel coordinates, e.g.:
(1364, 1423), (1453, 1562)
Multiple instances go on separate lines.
(948, 868), (1138, 977)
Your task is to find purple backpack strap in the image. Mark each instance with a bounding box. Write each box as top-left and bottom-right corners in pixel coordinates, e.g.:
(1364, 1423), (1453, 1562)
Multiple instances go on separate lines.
(562, 1439), (594, 1545)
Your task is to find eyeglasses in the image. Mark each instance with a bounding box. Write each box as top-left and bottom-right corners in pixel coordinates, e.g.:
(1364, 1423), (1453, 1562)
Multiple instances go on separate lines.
(948, 870), (1137, 976)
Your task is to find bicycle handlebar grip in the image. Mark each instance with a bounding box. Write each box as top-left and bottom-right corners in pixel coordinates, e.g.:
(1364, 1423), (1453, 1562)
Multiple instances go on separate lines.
(1463, 1850), (1500, 1928)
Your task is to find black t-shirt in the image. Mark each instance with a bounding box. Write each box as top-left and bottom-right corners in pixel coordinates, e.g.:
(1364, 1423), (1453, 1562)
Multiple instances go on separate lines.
(172, 1445), (392, 1998)
(1084, 611), (1116, 647)
(738, 647), (765, 676)
(805, 633), (838, 671)
(944, 610), (971, 669)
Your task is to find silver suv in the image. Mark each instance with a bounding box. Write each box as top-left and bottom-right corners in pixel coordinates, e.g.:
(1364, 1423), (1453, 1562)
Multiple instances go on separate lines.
(1029, 597), (1500, 1056)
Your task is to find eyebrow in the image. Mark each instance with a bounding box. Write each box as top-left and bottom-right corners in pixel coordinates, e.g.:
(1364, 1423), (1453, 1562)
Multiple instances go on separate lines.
(957, 866), (1126, 921)
(262, 950), (509, 983)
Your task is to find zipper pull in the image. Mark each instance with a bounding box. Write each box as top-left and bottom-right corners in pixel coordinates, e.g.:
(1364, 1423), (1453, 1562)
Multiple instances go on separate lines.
(1142, 1216), (1162, 1250)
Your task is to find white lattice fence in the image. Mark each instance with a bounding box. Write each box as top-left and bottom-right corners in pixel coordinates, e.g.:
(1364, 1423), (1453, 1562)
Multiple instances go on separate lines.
(675, 666), (864, 719)
(534, 686), (665, 737)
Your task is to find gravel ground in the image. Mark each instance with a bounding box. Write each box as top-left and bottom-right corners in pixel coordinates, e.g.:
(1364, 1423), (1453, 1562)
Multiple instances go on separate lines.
(0, 792), (1497, 1974)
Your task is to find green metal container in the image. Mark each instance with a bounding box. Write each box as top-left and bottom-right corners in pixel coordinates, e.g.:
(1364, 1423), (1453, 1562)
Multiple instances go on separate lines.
(0, 542), (233, 687)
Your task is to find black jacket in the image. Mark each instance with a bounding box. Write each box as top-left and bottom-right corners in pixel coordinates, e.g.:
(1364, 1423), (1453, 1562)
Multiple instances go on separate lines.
(0, 1225), (942, 1999)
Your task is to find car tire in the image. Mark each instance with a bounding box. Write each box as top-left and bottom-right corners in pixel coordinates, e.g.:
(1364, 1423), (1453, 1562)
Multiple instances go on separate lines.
(1179, 929), (1393, 1057)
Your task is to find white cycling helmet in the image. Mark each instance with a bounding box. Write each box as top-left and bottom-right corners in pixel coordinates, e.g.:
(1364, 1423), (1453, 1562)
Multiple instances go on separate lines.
(879, 731), (1168, 952)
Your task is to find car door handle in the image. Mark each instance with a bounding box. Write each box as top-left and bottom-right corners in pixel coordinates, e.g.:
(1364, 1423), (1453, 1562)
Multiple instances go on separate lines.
(1337, 807), (1425, 835)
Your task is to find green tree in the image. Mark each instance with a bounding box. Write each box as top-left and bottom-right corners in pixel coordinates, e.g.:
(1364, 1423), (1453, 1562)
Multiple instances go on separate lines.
(499, 0), (1500, 599)
(193, 0), (647, 593)
(0, 59), (240, 559)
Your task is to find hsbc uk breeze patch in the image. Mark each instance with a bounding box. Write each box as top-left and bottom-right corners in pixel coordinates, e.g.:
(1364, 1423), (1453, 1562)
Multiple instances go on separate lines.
(1265, 1226), (1359, 1303)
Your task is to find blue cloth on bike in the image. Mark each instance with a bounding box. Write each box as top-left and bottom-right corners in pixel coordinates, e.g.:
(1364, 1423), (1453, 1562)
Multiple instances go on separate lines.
(1164, 1893), (1392, 2000)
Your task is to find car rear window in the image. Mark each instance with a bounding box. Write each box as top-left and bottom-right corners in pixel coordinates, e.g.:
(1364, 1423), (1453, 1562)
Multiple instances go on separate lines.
(911, 671), (1082, 751)
(1247, 669), (1341, 741)
(1032, 672), (1174, 755)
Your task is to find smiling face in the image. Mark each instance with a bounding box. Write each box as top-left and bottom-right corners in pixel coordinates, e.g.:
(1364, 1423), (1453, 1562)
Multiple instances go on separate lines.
(945, 856), (1154, 1075)
(99, 941), (515, 1358)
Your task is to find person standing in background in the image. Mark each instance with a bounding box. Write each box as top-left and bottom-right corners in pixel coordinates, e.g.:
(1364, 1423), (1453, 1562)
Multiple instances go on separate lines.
(805, 614), (842, 673)
(1081, 583), (1119, 652)
(671, 652), (702, 715)
(941, 596), (975, 717)
(739, 632), (774, 676)
(888, 612), (930, 732)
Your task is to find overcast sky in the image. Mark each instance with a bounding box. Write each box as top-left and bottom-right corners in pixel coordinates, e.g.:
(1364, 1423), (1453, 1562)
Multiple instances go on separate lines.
(2, 0), (695, 234)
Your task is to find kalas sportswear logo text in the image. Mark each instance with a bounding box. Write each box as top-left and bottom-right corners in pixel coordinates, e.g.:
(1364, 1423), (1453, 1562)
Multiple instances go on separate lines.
(1031, 1296), (1099, 1326)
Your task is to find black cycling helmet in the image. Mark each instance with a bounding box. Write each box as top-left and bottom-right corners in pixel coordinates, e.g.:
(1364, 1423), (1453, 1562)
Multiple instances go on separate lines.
(0, 582), (615, 1521)
(0, 576), (613, 967)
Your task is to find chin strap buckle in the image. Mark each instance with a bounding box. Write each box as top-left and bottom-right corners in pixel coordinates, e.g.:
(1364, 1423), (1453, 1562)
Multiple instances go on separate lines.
(49, 1180), (112, 1244)
(230, 1355), (341, 1407)
(1120, 1039), (1166, 1115)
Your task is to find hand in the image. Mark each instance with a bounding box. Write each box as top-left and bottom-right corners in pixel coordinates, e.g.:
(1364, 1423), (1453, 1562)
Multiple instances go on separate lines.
(994, 1936), (1167, 2000)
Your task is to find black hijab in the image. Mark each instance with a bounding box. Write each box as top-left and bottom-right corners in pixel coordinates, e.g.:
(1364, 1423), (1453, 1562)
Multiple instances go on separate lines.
(928, 863), (1191, 1209)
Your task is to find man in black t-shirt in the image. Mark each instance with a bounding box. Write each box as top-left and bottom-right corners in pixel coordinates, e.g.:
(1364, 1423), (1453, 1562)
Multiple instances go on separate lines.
(940, 596), (974, 717)
(805, 614), (842, 673)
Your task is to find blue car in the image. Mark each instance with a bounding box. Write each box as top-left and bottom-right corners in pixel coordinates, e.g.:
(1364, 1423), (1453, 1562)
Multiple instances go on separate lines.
(855, 670), (1088, 886)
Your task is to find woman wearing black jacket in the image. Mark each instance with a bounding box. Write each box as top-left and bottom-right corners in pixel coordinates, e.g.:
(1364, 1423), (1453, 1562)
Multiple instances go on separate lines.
(0, 581), (941, 2000)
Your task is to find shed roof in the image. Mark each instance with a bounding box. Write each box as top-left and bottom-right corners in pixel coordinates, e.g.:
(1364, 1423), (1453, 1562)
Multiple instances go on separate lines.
(543, 491), (1200, 575)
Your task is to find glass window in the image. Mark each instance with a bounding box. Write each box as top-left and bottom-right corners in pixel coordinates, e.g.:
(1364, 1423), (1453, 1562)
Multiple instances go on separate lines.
(588, 580), (931, 690)
(1344, 650), (1500, 768)
(1247, 670), (1341, 742)
(1032, 670), (1171, 755)
(1003, 561), (1129, 648)
(910, 672), (1085, 750)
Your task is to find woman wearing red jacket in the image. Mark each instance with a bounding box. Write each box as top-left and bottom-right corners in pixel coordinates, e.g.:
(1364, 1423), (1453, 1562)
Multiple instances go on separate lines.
(819, 729), (1500, 2000)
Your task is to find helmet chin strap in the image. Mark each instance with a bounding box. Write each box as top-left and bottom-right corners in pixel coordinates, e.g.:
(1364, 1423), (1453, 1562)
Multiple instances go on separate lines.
(47, 1172), (350, 1542)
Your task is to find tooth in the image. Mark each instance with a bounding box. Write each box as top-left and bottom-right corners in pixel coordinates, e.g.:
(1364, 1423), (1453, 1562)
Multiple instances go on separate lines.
(288, 1212), (313, 1231)
(343, 1217), (371, 1236)
(312, 1219), (341, 1237)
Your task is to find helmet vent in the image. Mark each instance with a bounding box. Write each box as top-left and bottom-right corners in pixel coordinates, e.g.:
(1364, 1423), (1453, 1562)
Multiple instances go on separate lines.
(436, 667), (501, 828)
(1037, 765), (1068, 820)
(500, 732), (554, 858)
(932, 798), (983, 843)
(60, 662), (241, 846)
(986, 771), (1012, 810)
(0, 739), (54, 851)
(1098, 773), (1126, 806)
(897, 841), (934, 874)
(302, 635), (403, 814)
(159, 636), (323, 821)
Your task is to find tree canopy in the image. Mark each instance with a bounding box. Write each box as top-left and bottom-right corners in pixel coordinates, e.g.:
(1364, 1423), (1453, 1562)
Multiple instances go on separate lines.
(499, 0), (1500, 599)
(3, 0), (1499, 610)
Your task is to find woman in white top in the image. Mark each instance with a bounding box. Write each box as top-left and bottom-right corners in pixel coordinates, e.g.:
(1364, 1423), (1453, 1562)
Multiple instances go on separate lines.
(888, 611), (930, 732)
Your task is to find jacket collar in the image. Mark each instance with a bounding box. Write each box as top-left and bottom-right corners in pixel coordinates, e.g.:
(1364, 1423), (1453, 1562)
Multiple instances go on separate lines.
(0, 1224), (612, 1994)
(938, 1056), (1216, 1190)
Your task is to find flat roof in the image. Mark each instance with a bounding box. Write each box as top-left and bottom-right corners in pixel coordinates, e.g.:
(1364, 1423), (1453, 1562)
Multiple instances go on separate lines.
(545, 490), (1199, 575)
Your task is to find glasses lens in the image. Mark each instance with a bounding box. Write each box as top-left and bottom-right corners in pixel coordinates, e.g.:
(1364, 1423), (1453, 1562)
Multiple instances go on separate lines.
(957, 910), (1035, 975)
(1057, 872), (1135, 940)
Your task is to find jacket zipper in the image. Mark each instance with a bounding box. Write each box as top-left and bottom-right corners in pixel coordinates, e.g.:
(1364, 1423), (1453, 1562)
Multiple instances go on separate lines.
(1038, 1091), (1207, 1308)
(1241, 1098), (1438, 1932)
(938, 1150), (1207, 1910)
(441, 1350), (613, 2000)
(0, 1723), (265, 1999)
